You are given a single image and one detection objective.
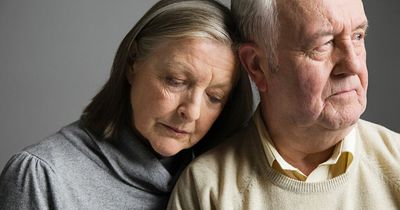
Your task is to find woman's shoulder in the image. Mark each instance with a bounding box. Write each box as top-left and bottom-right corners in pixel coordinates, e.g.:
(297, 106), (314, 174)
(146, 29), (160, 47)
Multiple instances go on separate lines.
(22, 121), (87, 161)
(6, 120), (100, 175)
(0, 122), (88, 210)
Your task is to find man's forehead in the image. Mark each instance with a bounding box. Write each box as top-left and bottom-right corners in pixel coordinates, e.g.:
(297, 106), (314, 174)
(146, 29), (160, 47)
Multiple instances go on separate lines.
(277, 0), (365, 14)
(277, 0), (366, 26)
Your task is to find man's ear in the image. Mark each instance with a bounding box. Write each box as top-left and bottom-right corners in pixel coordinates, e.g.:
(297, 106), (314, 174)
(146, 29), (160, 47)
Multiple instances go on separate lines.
(238, 43), (268, 92)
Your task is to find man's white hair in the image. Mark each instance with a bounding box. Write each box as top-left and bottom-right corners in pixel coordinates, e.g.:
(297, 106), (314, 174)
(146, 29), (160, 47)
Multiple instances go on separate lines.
(231, 0), (279, 70)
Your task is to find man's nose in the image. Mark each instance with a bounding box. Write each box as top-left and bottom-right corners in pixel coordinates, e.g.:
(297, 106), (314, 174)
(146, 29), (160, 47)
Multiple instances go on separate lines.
(332, 41), (366, 77)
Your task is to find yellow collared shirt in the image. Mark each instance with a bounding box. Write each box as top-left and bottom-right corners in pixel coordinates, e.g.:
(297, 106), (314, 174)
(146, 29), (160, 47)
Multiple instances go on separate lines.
(254, 108), (355, 182)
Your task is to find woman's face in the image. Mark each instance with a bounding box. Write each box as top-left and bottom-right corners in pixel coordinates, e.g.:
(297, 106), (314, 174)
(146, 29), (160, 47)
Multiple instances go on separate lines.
(127, 38), (237, 157)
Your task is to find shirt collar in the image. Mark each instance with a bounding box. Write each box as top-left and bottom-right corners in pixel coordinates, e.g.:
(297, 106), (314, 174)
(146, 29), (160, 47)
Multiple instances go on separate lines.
(253, 106), (356, 170)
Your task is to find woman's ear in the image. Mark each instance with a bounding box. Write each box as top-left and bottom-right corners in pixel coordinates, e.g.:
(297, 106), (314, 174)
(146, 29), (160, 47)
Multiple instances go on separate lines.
(126, 64), (134, 85)
(238, 43), (268, 92)
(126, 41), (138, 85)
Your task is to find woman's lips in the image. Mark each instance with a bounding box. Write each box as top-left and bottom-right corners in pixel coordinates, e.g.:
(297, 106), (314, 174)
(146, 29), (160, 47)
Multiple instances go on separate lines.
(161, 124), (190, 134)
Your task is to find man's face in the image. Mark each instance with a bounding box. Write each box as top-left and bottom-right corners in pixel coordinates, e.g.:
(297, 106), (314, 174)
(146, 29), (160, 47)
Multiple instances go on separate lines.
(266, 0), (368, 131)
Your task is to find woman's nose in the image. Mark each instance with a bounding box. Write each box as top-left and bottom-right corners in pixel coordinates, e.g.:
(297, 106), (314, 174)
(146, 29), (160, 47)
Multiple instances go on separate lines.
(177, 92), (202, 122)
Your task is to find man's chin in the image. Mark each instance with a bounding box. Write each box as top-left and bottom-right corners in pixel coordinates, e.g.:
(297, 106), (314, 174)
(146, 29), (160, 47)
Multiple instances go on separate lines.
(320, 103), (365, 130)
(320, 115), (360, 131)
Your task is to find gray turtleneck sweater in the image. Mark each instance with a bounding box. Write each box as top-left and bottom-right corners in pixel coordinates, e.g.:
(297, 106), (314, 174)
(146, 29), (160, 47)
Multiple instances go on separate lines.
(0, 121), (193, 210)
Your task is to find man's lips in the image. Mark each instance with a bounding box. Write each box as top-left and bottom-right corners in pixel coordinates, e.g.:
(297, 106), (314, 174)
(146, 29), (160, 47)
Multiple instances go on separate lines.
(334, 90), (353, 95)
(331, 89), (357, 97)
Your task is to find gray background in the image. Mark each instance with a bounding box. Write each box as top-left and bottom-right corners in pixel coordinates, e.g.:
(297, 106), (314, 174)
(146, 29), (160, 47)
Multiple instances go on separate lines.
(0, 0), (399, 170)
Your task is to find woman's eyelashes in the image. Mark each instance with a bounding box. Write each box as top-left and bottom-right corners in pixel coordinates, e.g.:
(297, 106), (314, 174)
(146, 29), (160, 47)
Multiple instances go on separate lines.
(207, 93), (224, 104)
(166, 76), (185, 86)
(164, 76), (226, 105)
(164, 76), (188, 91)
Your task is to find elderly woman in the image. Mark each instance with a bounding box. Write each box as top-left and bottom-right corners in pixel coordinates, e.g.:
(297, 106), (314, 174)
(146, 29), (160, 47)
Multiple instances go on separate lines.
(0, 0), (253, 209)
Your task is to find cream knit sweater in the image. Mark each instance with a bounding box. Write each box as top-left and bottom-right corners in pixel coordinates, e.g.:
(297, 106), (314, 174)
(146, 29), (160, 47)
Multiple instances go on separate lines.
(168, 119), (400, 210)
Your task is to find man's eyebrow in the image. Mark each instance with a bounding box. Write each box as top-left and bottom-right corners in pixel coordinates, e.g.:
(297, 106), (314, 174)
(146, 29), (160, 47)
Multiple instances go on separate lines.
(300, 28), (334, 48)
(312, 29), (334, 39)
(303, 20), (369, 45)
(355, 21), (369, 32)
(311, 20), (369, 38)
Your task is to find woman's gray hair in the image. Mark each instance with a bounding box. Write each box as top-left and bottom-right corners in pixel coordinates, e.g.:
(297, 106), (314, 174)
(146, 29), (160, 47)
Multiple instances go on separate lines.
(131, 0), (237, 62)
(82, 0), (253, 153)
(231, 0), (279, 70)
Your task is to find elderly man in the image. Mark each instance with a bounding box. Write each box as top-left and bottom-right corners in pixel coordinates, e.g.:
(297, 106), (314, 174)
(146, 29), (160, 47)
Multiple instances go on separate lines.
(168, 0), (400, 209)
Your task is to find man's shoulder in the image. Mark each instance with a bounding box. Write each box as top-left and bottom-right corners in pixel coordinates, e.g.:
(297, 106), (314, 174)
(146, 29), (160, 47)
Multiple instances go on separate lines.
(357, 119), (400, 149)
(185, 120), (264, 181)
(357, 119), (400, 187)
(170, 121), (266, 209)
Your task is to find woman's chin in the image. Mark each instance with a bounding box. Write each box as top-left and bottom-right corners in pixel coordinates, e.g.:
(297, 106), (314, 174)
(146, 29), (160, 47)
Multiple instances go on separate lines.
(151, 140), (187, 157)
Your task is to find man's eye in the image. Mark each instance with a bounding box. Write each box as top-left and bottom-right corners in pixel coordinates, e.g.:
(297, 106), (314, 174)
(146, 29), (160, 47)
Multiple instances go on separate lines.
(314, 40), (334, 53)
(353, 32), (365, 41)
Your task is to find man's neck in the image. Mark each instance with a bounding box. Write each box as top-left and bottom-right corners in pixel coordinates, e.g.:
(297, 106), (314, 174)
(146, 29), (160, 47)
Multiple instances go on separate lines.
(260, 108), (353, 175)
(274, 142), (337, 176)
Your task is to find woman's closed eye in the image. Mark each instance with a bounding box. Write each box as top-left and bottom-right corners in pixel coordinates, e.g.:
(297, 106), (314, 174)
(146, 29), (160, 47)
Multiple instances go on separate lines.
(166, 77), (184, 86)
(206, 92), (225, 105)
(165, 76), (188, 91)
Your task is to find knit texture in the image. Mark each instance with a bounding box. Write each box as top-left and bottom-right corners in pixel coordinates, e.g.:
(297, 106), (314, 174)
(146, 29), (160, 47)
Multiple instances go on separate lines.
(0, 121), (193, 210)
(168, 119), (400, 210)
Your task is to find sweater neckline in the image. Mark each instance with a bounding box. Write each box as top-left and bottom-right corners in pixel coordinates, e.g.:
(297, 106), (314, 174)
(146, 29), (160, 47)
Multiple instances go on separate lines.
(82, 125), (193, 194)
(249, 120), (361, 193)
(263, 160), (358, 193)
